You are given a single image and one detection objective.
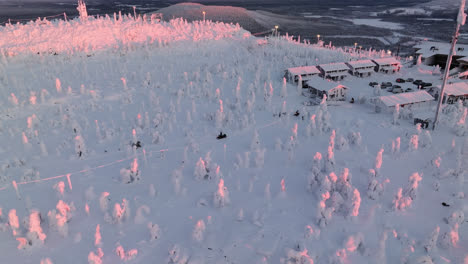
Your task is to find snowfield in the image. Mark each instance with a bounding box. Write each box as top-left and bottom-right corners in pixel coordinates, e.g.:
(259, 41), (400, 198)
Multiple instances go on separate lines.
(0, 14), (467, 264)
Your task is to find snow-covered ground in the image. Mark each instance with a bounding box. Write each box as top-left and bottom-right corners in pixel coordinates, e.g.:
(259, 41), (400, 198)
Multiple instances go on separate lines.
(0, 15), (467, 264)
(348, 19), (403, 30)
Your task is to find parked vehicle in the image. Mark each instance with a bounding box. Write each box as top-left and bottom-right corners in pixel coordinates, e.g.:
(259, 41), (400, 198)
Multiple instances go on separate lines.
(369, 82), (378, 87)
(406, 78), (414, 82)
(413, 80), (423, 85)
(396, 78), (406, 83)
(381, 82), (392, 88)
(405, 88), (413, 92)
(414, 118), (431, 129)
(421, 82), (432, 87)
(392, 87), (404, 94)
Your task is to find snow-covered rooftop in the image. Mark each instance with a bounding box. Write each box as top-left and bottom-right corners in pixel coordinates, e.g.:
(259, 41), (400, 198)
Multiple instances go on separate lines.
(457, 56), (468, 64)
(438, 82), (468, 96)
(372, 57), (401, 66)
(346, 60), (377, 69)
(414, 41), (468, 58)
(306, 77), (348, 92)
(318, 62), (349, 72)
(378, 91), (434, 107)
(287, 66), (321, 76)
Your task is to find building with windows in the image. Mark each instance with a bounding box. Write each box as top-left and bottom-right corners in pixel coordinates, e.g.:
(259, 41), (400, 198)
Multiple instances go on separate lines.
(372, 58), (401, 74)
(346, 60), (377, 77)
(317, 62), (349, 81)
(285, 66), (321, 87)
(306, 77), (348, 101)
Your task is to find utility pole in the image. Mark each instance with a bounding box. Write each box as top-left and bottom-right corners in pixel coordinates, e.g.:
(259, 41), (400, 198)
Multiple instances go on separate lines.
(433, 0), (466, 130)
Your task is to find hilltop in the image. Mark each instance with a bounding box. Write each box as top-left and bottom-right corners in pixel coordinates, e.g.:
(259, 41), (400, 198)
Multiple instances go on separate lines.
(0, 14), (467, 264)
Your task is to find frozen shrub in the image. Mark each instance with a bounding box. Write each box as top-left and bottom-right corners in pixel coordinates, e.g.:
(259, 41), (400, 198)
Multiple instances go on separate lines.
(94, 224), (102, 247)
(304, 224), (320, 240)
(9, 209), (20, 236)
(148, 222), (160, 241)
(404, 172), (423, 200)
(337, 168), (353, 199)
(344, 233), (364, 254)
(440, 223), (459, 249)
(306, 115), (317, 137)
(40, 258), (53, 264)
(393, 188), (412, 211)
(374, 147), (384, 174)
(423, 226), (439, 253)
(251, 130), (261, 151)
(26, 210), (46, 246)
(99, 192), (110, 214)
(88, 249), (103, 264)
(168, 244), (189, 264)
(112, 199), (130, 223)
(409, 135), (419, 151)
(213, 179), (230, 207)
(77, 0), (88, 20)
(324, 146), (335, 173)
(367, 178), (389, 200)
(115, 245), (138, 261)
(335, 134), (349, 151)
(74, 135), (87, 158)
(348, 188), (361, 217)
(285, 247), (314, 264)
(192, 219), (206, 242)
(55, 200), (72, 237)
(53, 181), (65, 197)
(347, 131), (362, 147)
(446, 210), (464, 227)
(120, 158), (140, 184)
(194, 157), (209, 180)
(281, 77), (287, 98)
(454, 108), (467, 136)
(317, 192), (334, 228)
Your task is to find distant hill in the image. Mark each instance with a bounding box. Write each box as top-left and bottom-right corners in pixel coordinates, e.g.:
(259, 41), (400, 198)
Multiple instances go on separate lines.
(154, 3), (267, 34)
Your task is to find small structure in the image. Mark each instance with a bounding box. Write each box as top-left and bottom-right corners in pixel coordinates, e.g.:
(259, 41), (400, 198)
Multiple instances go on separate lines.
(317, 62), (349, 81)
(436, 82), (468, 104)
(346, 60), (377, 77)
(376, 90), (434, 111)
(285, 66), (321, 87)
(414, 41), (468, 69)
(372, 58), (401, 73)
(306, 77), (348, 101)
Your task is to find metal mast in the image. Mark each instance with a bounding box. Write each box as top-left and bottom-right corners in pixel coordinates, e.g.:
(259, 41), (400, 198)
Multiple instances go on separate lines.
(433, 0), (466, 130)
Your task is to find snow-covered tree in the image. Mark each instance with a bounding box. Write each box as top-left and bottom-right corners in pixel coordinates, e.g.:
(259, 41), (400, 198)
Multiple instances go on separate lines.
(423, 226), (440, 253)
(213, 179), (230, 207)
(192, 219), (206, 242)
(77, 0), (88, 21)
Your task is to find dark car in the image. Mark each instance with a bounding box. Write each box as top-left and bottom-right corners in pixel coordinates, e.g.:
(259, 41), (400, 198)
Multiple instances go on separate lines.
(414, 118), (430, 129)
(369, 82), (378, 87)
(421, 82), (432, 87)
(406, 78), (414, 82)
(413, 80), (423, 85)
(396, 78), (406, 83)
(381, 82), (392, 88)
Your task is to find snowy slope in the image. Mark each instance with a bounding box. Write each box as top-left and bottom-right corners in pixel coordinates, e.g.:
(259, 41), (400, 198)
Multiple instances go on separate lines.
(0, 15), (467, 264)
